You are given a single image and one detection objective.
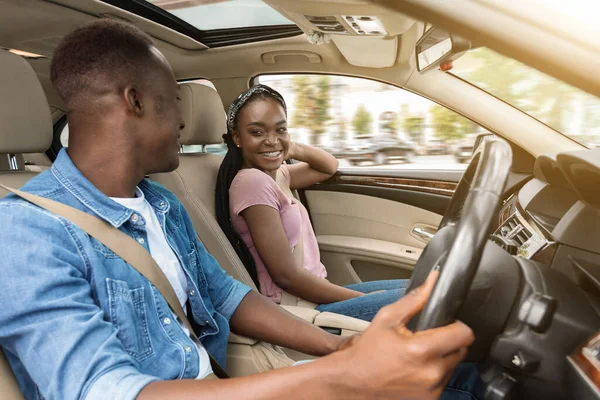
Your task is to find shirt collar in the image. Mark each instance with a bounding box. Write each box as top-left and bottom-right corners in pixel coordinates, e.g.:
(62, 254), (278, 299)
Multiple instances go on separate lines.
(51, 148), (170, 228)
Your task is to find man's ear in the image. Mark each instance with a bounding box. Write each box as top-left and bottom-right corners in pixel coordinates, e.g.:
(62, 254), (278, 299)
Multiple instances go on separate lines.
(125, 87), (144, 117)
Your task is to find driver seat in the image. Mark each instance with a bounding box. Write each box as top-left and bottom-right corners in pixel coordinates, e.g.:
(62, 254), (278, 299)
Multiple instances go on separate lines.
(0, 50), (53, 400)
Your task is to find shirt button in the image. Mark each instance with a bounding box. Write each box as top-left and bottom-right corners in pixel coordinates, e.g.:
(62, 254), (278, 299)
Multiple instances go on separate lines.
(185, 346), (192, 353)
(130, 213), (139, 223)
(159, 201), (166, 208)
(189, 290), (195, 296)
(204, 320), (209, 325)
(163, 317), (171, 325)
(137, 237), (145, 245)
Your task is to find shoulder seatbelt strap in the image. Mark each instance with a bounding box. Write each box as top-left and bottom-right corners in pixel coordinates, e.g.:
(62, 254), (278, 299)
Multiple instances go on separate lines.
(275, 169), (307, 307)
(0, 184), (229, 379)
(275, 169), (304, 269)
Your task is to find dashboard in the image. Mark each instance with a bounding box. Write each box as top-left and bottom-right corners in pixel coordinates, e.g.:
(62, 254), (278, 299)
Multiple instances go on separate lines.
(487, 149), (600, 399)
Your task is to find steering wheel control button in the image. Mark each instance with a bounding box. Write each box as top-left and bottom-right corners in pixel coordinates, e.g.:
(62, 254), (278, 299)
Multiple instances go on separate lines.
(510, 350), (540, 372)
(518, 293), (557, 333)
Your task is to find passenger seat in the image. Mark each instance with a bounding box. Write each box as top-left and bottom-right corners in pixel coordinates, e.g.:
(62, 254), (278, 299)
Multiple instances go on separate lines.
(150, 82), (369, 332)
(151, 82), (319, 305)
(151, 82), (257, 289)
(0, 50), (54, 400)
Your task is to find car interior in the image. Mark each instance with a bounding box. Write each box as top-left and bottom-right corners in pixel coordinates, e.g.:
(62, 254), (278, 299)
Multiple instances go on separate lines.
(2, 0), (600, 399)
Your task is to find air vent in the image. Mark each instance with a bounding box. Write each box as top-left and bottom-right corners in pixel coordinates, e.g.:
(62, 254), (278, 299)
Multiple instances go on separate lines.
(499, 215), (532, 246)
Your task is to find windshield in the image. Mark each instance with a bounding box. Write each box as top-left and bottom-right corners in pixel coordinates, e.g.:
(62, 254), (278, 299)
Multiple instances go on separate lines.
(452, 48), (600, 148)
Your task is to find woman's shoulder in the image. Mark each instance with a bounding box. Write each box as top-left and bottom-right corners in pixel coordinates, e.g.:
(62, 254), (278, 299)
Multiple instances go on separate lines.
(232, 168), (275, 187)
(230, 168), (280, 198)
(230, 168), (285, 213)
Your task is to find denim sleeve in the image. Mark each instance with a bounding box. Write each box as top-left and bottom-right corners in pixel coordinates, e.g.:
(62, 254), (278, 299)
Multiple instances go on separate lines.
(0, 203), (158, 400)
(195, 240), (252, 319)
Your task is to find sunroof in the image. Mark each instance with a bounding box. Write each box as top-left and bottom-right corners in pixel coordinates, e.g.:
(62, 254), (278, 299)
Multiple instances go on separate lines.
(100, 0), (301, 47)
(147, 0), (293, 30)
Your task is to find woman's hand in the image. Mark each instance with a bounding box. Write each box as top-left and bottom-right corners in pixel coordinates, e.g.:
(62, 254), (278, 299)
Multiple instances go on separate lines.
(285, 140), (299, 161)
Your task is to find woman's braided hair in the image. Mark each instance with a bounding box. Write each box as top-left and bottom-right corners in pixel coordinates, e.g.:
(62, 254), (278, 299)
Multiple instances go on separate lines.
(215, 85), (287, 289)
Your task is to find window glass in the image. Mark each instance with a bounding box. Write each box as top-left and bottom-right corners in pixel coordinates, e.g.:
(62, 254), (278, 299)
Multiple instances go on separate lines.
(181, 143), (227, 155)
(146, 0), (293, 31)
(453, 48), (600, 148)
(256, 74), (486, 169)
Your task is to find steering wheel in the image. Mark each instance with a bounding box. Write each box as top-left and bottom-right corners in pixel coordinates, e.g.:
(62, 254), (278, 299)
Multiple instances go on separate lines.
(407, 137), (512, 331)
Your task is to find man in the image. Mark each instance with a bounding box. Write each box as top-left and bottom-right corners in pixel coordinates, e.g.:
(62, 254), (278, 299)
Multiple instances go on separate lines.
(0, 20), (481, 400)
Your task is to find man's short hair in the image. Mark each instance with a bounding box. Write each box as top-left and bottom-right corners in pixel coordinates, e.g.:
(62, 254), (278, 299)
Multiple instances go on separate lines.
(50, 19), (157, 110)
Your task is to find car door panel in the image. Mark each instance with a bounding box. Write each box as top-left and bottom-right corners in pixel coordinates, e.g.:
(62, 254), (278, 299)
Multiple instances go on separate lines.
(307, 173), (458, 216)
(305, 187), (445, 285)
(318, 235), (423, 285)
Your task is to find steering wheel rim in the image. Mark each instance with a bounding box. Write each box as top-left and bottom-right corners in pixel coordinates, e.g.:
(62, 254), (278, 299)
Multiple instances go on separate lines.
(408, 137), (512, 331)
(438, 154), (479, 229)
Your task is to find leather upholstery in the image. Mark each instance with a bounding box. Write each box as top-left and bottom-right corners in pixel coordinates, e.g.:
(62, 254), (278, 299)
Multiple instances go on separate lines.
(0, 51), (52, 153)
(179, 82), (227, 146)
(0, 48), (54, 400)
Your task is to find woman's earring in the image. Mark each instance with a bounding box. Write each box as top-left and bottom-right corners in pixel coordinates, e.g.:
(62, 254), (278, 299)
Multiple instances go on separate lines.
(236, 144), (240, 148)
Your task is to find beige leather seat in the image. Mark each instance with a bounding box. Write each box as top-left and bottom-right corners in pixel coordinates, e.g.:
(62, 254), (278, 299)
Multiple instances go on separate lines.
(0, 50), (53, 399)
(152, 82), (257, 289)
(152, 83), (321, 303)
(151, 83), (369, 351)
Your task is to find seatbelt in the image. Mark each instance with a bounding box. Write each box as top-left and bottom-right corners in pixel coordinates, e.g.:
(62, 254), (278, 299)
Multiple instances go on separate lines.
(275, 169), (304, 270)
(275, 169), (307, 307)
(0, 184), (229, 379)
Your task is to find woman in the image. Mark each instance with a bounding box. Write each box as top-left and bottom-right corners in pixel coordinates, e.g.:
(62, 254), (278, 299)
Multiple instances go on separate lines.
(216, 85), (409, 322)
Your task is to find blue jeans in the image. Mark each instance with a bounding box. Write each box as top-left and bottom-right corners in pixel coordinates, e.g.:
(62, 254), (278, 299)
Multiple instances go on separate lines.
(315, 279), (409, 322)
(293, 361), (483, 399)
(442, 363), (485, 399)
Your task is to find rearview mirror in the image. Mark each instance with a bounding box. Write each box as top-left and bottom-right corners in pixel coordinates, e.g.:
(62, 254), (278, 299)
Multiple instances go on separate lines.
(415, 27), (471, 73)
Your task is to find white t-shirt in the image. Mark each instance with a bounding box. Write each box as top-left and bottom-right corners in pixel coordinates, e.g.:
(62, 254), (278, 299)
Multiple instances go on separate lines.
(111, 187), (213, 379)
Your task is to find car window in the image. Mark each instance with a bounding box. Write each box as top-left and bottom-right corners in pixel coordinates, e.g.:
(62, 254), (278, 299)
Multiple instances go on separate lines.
(256, 74), (486, 170)
(453, 47), (600, 148)
(181, 143), (227, 155)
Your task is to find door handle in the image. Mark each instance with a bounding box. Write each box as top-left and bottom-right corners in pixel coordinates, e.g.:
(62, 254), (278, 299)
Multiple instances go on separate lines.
(412, 226), (436, 241)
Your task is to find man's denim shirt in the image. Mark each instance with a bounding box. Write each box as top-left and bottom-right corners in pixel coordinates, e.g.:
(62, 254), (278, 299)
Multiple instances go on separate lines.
(0, 149), (252, 400)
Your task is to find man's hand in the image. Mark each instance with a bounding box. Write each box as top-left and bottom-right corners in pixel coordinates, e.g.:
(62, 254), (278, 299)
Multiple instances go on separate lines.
(335, 333), (360, 352)
(140, 272), (475, 400)
(331, 271), (475, 400)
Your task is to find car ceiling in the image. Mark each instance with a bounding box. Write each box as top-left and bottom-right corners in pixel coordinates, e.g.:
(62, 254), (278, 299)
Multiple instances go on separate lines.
(0, 0), (422, 113)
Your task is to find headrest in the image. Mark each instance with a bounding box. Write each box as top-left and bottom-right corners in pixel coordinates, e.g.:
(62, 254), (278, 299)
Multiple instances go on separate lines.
(179, 82), (227, 146)
(0, 51), (52, 153)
